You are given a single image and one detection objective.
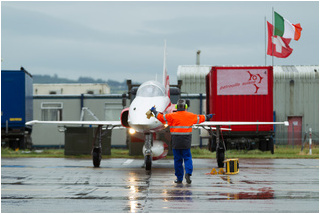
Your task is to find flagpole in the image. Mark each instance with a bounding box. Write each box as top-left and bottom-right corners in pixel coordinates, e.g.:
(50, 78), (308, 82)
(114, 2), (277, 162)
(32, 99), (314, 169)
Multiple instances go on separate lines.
(272, 7), (274, 67)
(264, 16), (266, 66)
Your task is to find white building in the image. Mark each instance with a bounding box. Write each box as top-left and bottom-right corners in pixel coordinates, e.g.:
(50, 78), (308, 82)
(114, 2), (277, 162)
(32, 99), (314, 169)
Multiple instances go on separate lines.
(34, 83), (110, 95)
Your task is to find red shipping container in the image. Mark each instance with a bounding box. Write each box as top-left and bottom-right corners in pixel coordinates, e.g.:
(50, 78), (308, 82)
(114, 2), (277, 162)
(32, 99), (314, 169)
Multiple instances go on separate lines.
(206, 66), (274, 132)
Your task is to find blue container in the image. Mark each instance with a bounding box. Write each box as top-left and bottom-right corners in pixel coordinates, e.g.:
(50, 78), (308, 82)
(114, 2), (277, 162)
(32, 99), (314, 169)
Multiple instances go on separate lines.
(1, 69), (33, 129)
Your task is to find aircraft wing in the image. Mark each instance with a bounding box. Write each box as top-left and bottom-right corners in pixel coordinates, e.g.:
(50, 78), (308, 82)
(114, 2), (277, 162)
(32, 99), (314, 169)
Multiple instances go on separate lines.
(26, 120), (122, 127)
(193, 125), (232, 131)
(195, 121), (289, 127)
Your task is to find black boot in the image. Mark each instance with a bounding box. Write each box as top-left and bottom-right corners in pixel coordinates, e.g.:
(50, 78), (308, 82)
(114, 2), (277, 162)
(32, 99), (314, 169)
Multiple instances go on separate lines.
(174, 179), (182, 184)
(185, 174), (192, 184)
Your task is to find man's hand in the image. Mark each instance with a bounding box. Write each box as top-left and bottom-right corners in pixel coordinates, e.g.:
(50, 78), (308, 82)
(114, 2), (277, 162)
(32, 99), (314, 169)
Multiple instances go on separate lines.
(150, 106), (156, 114)
(206, 114), (214, 121)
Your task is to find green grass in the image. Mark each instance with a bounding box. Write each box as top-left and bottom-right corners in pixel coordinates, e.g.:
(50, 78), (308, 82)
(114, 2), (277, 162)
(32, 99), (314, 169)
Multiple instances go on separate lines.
(223, 145), (319, 159)
(1, 147), (65, 158)
(1, 145), (318, 159)
(190, 145), (319, 159)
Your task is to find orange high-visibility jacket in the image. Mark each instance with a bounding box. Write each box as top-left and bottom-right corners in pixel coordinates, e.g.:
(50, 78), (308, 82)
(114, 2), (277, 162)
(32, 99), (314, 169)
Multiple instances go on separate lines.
(156, 111), (206, 135)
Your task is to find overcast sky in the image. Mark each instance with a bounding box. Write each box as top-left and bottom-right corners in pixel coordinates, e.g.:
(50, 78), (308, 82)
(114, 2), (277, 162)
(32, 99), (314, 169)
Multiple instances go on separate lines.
(1, 1), (319, 84)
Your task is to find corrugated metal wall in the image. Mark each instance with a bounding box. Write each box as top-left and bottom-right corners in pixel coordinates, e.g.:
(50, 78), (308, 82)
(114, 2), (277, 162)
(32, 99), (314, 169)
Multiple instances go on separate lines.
(177, 65), (211, 93)
(273, 66), (319, 144)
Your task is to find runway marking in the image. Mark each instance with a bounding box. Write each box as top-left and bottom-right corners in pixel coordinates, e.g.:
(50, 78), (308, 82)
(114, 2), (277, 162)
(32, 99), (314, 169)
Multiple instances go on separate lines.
(122, 159), (134, 165)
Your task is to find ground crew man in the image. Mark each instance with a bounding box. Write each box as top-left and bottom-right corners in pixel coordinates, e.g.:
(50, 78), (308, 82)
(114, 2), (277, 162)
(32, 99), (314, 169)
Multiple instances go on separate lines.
(149, 99), (213, 184)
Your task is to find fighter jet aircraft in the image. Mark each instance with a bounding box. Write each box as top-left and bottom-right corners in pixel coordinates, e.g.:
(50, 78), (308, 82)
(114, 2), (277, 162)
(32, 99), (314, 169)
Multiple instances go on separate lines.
(26, 42), (289, 170)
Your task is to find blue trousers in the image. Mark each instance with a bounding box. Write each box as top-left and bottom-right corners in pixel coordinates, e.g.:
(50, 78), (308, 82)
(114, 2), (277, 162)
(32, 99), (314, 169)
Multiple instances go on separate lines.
(172, 149), (193, 181)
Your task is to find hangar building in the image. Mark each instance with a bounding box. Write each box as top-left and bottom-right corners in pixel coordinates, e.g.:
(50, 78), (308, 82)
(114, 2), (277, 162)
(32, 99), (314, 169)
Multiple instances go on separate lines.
(178, 65), (319, 144)
(34, 83), (110, 95)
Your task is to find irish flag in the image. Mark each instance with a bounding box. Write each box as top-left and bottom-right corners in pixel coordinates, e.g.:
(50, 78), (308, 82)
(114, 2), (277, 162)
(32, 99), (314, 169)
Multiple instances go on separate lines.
(274, 11), (302, 41)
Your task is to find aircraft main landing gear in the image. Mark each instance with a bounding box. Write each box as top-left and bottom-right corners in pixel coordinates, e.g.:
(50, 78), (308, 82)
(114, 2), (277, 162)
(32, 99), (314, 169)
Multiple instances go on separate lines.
(91, 125), (105, 168)
(92, 147), (102, 167)
(216, 125), (225, 168)
(207, 125), (226, 168)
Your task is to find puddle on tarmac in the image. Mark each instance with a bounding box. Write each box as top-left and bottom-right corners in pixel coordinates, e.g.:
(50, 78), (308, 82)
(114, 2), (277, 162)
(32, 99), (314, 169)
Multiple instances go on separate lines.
(123, 201), (144, 212)
(205, 187), (274, 200)
(125, 185), (148, 192)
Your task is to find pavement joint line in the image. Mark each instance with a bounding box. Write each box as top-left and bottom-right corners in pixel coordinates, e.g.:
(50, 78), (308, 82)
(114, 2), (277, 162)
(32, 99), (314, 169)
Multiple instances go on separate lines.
(122, 159), (134, 165)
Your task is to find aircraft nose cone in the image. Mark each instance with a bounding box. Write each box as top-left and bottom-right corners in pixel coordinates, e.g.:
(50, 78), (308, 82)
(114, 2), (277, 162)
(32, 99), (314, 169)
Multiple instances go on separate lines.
(130, 106), (152, 123)
(128, 99), (164, 132)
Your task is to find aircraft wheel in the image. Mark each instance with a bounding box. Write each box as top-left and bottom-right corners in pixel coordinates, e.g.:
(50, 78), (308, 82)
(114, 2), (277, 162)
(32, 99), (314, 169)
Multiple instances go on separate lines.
(209, 137), (217, 152)
(145, 155), (152, 171)
(92, 148), (101, 167)
(269, 138), (274, 154)
(216, 148), (225, 168)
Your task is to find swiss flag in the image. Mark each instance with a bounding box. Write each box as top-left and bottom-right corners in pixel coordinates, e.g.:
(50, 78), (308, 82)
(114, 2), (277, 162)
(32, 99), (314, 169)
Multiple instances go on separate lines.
(267, 21), (293, 58)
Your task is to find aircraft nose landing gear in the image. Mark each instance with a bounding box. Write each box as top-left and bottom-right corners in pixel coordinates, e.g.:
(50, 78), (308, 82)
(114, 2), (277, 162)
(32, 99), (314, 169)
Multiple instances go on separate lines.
(145, 155), (152, 171)
(143, 133), (153, 171)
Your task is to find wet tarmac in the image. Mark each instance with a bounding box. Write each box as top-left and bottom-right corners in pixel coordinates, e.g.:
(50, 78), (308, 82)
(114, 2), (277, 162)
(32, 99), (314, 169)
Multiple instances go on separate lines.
(1, 158), (319, 213)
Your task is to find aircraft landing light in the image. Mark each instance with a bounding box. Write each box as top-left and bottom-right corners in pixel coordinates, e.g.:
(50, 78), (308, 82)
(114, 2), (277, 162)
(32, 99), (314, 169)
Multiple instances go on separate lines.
(129, 128), (136, 134)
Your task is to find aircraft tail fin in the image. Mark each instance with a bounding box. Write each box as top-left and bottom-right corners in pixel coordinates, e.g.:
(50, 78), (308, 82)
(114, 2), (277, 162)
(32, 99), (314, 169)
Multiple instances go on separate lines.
(163, 40), (170, 98)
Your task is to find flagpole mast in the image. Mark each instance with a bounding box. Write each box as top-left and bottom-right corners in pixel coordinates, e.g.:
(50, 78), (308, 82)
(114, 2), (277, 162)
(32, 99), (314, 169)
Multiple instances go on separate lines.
(265, 16), (267, 66)
(272, 7), (274, 67)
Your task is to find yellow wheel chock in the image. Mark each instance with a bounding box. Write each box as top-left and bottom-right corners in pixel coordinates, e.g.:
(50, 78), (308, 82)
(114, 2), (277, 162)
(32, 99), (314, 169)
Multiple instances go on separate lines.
(210, 168), (225, 175)
(209, 158), (239, 175)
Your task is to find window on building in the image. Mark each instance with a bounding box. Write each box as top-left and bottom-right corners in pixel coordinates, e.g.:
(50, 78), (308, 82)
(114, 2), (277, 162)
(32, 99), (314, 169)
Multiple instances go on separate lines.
(49, 90), (61, 95)
(87, 90), (99, 94)
(105, 101), (122, 120)
(41, 102), (63, 121)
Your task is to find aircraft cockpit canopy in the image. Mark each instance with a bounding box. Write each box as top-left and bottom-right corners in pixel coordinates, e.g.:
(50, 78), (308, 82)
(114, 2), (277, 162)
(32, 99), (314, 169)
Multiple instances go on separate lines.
(136, 81), (165, 97)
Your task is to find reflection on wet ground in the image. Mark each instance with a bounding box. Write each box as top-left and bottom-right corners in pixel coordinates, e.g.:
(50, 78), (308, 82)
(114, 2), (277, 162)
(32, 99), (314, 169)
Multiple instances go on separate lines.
(1, 158), (319, 213)
(162, 188), (193, 202)
(206, 186), (274, 200)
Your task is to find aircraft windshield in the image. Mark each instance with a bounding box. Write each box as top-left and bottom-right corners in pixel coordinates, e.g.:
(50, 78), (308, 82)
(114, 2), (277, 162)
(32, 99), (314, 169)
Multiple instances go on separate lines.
(136, 81), (165, 97)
